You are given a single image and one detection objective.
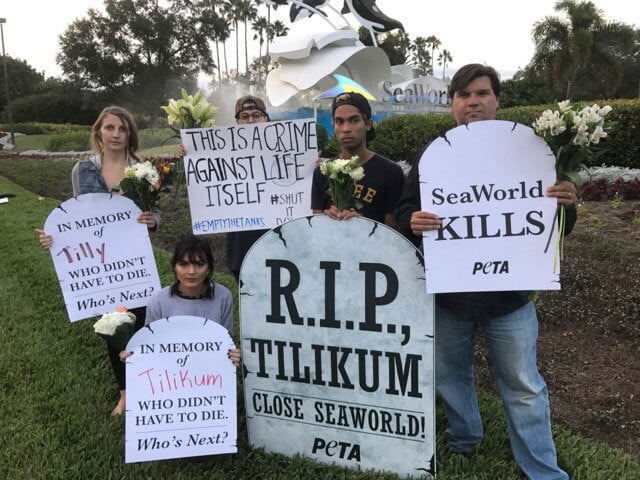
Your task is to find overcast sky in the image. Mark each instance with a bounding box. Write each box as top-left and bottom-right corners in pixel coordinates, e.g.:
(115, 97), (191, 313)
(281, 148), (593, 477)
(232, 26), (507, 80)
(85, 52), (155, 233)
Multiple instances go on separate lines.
(2, 0), (638, 81)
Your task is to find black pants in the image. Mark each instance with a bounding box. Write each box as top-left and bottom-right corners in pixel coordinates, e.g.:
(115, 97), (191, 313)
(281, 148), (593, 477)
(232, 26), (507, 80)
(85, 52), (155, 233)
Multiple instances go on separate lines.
(105, 307), (146, 390)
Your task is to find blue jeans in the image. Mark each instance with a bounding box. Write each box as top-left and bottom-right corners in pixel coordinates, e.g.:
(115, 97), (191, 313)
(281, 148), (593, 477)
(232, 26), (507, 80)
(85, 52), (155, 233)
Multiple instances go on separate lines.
(436, 301), (568, 480)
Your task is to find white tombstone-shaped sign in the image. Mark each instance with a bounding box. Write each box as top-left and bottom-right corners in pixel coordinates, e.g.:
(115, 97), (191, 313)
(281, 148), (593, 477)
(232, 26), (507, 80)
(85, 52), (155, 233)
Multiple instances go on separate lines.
(181, 119), (318, 234)
(125, 315), (237, 463)
(418, 120), (559, 293)
(240, 215), (435, 478)
(43, 193), (161, 321)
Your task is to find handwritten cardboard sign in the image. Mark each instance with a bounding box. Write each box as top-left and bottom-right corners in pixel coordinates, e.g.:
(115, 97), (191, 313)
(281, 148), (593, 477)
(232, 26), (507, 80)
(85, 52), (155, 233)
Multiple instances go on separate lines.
(419, 120), (560, 293)
(181, 118), (317, 234)
(125, 315), (237, 463)
(240, 215), (435, 478)
(43, 193), (161, 321)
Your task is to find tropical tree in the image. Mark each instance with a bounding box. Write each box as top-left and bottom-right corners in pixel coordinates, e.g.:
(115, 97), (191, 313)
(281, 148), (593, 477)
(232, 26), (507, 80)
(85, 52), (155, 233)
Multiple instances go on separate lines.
(57, 0), (221, 118)
(211, 4), (232, 85)
(499, 78), (556, 108)
(263, 20), (289, 75)
(616, 28), (640, 98)
(253, 15), (270, 60)
(271, 19), (289, 39)
(226, 0), (244, 74)
(411, 36), (431, 76)
(437, 49), (453, 79)
(528, 0), (635, 100)
(360, 29), (412, 66)
(425, 35), (441, 75)
(240, 0), (258, 73)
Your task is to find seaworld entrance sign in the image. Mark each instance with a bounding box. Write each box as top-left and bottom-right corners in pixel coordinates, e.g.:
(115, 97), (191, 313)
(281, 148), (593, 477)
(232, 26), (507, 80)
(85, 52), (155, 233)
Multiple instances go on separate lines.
(260, 0), (450, 124)
(379, 75), (450, 113)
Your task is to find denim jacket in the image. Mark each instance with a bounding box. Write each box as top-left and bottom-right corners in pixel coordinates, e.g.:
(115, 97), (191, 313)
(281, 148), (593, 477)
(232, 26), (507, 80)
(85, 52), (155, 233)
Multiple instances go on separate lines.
(71, 155), (136, 196)
(71, 156), (160, 227)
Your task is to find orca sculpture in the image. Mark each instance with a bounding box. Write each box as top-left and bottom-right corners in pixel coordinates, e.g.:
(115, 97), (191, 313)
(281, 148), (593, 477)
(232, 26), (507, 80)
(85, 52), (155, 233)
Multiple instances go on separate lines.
(290, 0), (331, 22)
(255, 0), (289, 9)
(341, 0), (404, 33)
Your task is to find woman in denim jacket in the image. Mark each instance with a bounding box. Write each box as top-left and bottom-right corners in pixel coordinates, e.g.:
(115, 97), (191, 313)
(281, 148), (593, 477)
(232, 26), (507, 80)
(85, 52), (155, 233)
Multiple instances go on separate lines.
(36, 106), (158, 415)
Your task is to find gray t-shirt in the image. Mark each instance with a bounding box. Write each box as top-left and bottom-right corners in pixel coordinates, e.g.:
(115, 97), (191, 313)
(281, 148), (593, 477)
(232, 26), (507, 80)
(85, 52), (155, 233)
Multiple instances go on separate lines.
(145, 282), (234, 336)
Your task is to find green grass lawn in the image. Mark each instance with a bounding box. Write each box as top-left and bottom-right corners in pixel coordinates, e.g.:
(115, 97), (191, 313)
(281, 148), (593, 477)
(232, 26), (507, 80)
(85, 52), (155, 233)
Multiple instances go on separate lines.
(13, 134), (50, 151)
(1, 170), (640, 479)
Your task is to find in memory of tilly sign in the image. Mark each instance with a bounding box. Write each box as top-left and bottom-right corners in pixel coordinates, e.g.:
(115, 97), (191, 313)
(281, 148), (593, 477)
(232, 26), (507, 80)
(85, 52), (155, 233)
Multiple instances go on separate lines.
(418, 120), (560, 293)
(44, 193), (160, 321)
(240, 215), (435, 478)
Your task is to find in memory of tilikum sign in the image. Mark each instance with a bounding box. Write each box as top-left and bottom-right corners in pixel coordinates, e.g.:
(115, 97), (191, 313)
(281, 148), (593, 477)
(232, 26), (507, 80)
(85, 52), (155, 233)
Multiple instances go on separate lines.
(240, 215), (435, 478)
(125, 315), (238, 463)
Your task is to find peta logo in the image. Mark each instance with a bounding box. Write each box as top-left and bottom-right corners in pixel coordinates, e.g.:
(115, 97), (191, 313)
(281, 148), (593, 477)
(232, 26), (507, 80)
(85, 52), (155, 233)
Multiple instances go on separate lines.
(311, 437), (361, 462)
(472, 260), (509, 275)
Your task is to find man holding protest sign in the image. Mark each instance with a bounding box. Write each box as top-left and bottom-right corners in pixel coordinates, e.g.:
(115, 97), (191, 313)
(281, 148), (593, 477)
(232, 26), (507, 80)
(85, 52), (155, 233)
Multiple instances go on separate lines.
(311, 92), (405, 228)
(179, 95), (270, 282)
(226, 96), (271, 282)
(395, 64), (576, 479)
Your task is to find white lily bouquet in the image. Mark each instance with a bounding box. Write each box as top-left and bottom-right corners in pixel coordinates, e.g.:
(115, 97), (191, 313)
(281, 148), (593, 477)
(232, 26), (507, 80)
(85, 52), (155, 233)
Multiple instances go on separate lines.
(161, 88), (219, 138)
(533, 100), (614, 267)
(319, 156), (365, 211)
(161, 89), (219, 195)
(93, 307), (137, 351)
(532, 100), (614, 184)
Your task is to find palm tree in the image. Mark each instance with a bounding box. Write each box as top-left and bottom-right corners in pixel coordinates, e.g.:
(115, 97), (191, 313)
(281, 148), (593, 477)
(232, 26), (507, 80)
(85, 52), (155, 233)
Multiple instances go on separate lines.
(425, 35), (441, 76)
(438, 49), (453, 80)
(218, 0), (234, 81)
(271, 19), (289, 39)
(226, 0), (244, 74)
(377, 30), (412, 65)
(212, 14), (231, 86)
(530, 0), (635, 100)
(411, 36), (431, 76)
(253, 16), (269, 60)
(240, 0), (258, 74)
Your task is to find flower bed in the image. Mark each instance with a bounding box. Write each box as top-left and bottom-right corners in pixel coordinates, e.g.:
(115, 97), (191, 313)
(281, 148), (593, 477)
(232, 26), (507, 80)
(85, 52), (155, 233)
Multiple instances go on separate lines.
(0, 131), (15, 151)
(578, 165), (640, 200)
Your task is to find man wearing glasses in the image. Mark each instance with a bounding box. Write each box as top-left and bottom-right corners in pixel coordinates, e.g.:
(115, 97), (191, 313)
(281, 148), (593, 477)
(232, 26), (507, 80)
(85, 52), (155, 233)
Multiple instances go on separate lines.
(226, 96), (270, 281)
(179, 95), (270, 282)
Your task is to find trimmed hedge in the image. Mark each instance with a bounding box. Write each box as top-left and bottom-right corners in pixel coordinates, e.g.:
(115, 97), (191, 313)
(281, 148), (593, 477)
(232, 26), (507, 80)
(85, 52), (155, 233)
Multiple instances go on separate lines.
(371, 113), (456, 163)
(45, 132), (91, 152)
(0, 122), (91, 135)
(371, 99), (640, 169)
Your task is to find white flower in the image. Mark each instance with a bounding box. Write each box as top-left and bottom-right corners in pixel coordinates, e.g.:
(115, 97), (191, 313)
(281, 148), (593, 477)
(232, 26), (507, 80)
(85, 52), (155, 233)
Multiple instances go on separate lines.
(572, 122), (590, 146)
(598, 105), (613, 116)
(533, 110), (566, 136)
(132, 162), (160, 186)
(557, 100), (572, 114)
(161, 89), (219, 129)
(578, 164), (640, 183)
(349, 166), (365, 181)
(589, 126), (608, 144)
(93, 310), (136, 336)
(332, 159), (351, 173)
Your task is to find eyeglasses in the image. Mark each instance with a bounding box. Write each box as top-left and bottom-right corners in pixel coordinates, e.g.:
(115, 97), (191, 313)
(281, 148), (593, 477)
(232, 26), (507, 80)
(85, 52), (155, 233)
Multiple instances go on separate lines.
(238, 111), (266, 122)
